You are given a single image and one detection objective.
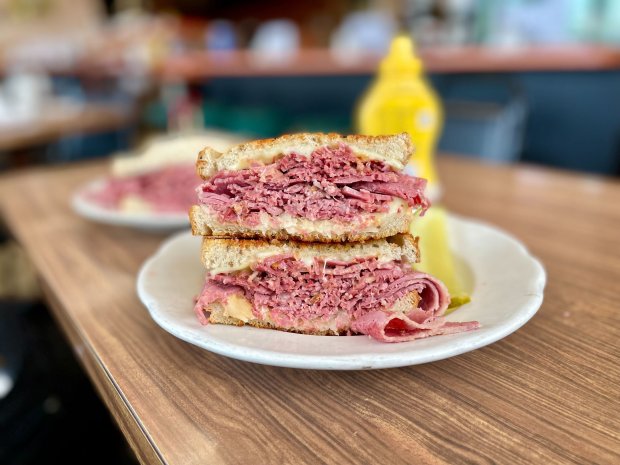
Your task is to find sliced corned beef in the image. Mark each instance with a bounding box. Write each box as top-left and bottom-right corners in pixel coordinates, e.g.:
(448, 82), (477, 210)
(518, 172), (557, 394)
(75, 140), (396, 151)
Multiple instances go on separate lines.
(197, 144), (429, 224)
(194, 255), (479, 343)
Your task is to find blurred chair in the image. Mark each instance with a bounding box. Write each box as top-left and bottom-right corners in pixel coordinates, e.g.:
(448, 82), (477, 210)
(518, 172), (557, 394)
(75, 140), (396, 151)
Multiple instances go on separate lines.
(437, 77), (527, 163)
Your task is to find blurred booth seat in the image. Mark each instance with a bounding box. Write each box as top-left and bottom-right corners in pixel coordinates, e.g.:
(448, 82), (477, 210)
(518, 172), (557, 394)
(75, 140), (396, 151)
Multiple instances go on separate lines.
(438, 77), (527, 163)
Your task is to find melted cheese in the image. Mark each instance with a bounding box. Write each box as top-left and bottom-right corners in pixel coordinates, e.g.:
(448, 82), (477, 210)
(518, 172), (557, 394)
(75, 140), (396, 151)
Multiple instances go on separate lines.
(205, 199), (407, 274)
(257, 198), (405, 237)
(221, 295), (254, 322)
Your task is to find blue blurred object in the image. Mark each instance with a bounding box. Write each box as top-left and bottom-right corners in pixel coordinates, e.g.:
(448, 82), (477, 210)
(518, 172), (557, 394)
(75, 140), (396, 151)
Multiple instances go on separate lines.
(437, 77), (527, 163)
(501, 0), (570, 45)
(570, 0), (620, 43)
(47, 129), (132, 163)
(199, 70), (619, 175)
(250, 19), (300, 62)
(205, 20), (238, 51)
(45, 77), (135, 162)
(517, 70), (620, 174)
(331, 10), (397, 60)
(434, 71), (620, 174)
(477, 0), (620, 45)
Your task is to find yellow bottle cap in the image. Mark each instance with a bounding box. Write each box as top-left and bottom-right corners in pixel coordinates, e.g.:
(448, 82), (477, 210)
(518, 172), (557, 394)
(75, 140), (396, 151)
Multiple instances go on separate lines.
(380, 35), (422, 75)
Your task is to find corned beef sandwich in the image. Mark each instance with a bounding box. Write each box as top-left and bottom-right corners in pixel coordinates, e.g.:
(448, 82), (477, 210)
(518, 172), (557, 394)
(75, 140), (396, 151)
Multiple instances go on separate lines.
(190, 133), (429, 242)
(194, 235), (479, 342)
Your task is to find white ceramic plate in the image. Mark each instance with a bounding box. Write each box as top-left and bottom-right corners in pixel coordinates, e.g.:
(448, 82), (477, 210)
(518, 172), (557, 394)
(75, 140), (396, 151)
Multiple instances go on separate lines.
(72, 179), (189, 232)
(137, 214), (545, 370)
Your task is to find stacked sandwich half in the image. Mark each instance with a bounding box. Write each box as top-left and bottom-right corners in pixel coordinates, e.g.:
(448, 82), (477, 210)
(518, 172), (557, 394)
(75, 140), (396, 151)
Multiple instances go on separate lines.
(190, 133), (478, 342)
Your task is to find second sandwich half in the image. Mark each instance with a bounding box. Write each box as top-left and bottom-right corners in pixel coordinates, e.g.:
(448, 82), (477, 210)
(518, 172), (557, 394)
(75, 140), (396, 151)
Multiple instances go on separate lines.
(194, 235), (479, 342)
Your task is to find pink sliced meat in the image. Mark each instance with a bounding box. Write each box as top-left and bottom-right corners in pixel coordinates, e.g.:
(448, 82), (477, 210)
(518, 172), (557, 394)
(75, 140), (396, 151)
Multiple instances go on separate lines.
(350, 272), (478, 342)
(193, 281), (243, 324)
(352, 311), (480, 343)
(195, 255), (479, 343)
(197, 144), (429, 224)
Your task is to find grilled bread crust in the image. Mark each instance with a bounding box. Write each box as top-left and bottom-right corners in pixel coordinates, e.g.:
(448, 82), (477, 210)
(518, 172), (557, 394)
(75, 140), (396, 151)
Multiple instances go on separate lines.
(196, 132), (413, 178)
(198, 233), (419, 274)
(189, 204), (415, 243)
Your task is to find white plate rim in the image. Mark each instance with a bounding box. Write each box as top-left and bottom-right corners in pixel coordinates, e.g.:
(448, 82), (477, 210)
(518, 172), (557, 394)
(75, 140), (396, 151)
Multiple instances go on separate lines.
(137, 214), (546, 370)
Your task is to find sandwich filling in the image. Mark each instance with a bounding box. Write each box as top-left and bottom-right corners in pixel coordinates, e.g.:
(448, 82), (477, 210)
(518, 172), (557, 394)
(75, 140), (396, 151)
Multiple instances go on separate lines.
(197, 144), (429, 227)
(88, 164), (198, 212)
(194, 254), (479, 342)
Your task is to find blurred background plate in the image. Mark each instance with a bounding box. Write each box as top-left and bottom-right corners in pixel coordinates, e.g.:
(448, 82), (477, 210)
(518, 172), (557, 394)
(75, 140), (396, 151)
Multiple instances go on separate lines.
(72, 178), (190, 232)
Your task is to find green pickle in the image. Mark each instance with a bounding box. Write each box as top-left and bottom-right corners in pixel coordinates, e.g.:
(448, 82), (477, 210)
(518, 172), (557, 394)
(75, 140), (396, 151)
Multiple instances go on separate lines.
(410, 206), (471, 313)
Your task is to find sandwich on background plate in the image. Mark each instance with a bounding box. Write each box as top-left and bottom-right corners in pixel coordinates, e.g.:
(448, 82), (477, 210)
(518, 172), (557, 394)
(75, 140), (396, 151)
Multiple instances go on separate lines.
(194, 235), (479, 343)
(88, 131), (243, 213)
(190, 133), (429, 242)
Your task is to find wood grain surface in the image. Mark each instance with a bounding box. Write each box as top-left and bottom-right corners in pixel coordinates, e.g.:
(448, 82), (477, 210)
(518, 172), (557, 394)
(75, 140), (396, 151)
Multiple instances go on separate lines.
(0, 157), (618, 465)
(0, 103), (133, 152)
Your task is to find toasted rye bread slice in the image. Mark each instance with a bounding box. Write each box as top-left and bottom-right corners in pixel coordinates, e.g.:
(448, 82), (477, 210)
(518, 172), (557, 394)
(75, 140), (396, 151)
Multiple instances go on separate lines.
(203, 292), (421, 335)
(196, 132), (413, 179)
(199, 233), (419, 274)
(189, 203), (415, 243)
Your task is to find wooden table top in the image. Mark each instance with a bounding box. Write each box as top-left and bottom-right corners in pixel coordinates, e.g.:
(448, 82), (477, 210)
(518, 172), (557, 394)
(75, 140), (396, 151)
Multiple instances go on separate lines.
(0, 157), (618, 465)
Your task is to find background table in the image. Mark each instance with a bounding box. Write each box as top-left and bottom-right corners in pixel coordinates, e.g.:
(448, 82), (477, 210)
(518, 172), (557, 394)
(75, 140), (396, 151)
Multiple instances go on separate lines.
(0, 103), (133, 152)
(0, 157), (618, 465)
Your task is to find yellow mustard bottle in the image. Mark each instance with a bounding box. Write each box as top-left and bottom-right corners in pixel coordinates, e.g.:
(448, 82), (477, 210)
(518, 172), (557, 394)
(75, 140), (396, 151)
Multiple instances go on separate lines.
(356, 34), (442, 198)
(357, 35), (470, 310)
